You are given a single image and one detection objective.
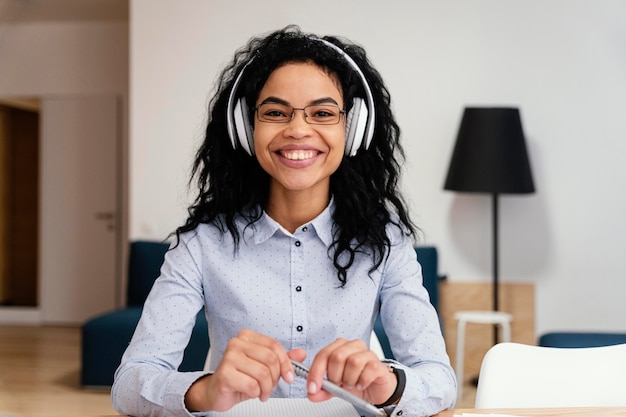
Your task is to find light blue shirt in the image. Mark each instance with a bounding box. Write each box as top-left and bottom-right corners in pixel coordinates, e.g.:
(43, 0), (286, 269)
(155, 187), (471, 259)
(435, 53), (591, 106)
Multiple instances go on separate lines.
(112, 202), (456, 417)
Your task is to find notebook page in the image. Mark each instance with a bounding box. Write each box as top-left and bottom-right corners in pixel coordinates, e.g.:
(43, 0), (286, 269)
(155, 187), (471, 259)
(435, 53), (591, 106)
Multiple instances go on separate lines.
(206, 397), (361, 417)
(454, 414), (525, 417)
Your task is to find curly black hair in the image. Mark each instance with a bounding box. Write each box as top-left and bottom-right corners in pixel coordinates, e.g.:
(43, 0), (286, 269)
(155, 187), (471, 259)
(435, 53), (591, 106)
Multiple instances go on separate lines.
(174, 25), (417, 286)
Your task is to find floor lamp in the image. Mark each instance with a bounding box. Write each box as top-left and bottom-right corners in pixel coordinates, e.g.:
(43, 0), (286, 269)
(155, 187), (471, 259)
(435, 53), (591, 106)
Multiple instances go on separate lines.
(444, 107), (535, 344)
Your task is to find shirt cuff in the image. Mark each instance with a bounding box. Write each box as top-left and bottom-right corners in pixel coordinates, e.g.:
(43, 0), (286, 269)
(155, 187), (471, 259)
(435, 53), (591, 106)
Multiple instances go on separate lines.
(164, 370), (212, 417)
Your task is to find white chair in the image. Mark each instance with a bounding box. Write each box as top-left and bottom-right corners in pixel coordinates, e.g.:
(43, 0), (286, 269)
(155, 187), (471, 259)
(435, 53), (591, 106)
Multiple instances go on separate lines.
(370, 331), (386, 359)
(475, 342), (626, 408)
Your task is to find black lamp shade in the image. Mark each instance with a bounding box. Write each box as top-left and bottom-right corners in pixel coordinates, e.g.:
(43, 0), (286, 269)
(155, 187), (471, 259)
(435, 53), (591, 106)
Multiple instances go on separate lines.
(444, 107), (535, 194)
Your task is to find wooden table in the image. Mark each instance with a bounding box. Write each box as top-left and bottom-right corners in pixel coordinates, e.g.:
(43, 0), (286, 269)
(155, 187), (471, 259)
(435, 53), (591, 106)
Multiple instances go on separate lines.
(434, 408), (626, 416)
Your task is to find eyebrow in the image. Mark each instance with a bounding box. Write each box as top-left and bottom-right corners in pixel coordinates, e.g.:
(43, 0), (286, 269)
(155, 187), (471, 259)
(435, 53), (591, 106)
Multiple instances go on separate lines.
(259, 96), (341, 107)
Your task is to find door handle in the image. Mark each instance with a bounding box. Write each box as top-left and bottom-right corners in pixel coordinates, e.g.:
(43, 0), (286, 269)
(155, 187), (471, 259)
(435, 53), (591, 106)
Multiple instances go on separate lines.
(95, 212), (115, 220)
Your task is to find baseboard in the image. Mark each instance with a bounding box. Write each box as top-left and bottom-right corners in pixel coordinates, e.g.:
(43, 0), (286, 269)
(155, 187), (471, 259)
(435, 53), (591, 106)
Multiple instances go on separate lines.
(0, 306), (42, 324)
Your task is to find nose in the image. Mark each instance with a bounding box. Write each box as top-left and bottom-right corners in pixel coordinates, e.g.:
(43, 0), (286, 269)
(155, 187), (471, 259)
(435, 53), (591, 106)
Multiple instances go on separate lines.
(284, 108), (312, 138)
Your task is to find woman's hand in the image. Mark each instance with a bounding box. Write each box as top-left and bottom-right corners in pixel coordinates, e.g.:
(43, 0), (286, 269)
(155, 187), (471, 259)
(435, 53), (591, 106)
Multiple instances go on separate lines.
(305, 338), (397, 406)
(184, 329), (305, 412)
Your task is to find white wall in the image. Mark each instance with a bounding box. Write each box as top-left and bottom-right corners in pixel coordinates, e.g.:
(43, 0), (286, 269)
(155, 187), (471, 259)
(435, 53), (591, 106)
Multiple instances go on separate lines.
(130, 0), (626, 337)
(0, 21), (128, 96)
(0, 20), (129, 322)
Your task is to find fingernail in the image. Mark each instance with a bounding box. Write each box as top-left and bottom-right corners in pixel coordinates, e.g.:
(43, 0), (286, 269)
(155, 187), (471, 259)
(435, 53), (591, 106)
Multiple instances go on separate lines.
(308, 381), (317, 394)
(356, 384), (363, 391)
(286, 371), (294, 383)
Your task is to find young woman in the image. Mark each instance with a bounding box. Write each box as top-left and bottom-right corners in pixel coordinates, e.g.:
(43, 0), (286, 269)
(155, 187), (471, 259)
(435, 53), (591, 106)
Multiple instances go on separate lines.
(112, 26), (456, 417)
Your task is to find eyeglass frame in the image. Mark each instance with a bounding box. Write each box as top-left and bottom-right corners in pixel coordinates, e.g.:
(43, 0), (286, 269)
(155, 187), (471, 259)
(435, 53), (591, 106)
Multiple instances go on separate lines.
(254, 102), (347, 125)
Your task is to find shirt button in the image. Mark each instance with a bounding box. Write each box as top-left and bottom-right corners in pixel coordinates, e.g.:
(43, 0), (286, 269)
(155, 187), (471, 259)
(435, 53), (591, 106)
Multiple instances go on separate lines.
(397, 410), (403, 416)
(295, 240), (301, 247)
(302, 226), (308, 232)
(296, 285), (302, 292)
(296, 325), (303, 332)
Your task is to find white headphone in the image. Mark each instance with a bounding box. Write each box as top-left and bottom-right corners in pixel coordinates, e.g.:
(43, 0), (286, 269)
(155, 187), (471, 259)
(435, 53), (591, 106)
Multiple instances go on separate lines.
(226, 38), (376, 157)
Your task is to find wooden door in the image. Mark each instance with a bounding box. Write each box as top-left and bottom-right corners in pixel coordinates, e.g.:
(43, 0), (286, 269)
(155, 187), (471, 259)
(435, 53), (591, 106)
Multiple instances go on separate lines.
(0, 106), (40, 307)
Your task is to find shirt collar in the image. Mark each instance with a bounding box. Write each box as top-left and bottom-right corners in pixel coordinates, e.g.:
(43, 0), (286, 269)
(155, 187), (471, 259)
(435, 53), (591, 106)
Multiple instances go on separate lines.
(252, 197), (336, 247)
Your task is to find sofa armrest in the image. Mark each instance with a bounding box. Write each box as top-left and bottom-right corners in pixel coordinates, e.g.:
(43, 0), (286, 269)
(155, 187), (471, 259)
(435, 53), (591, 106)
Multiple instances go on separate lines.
(81, 308), (209, 388)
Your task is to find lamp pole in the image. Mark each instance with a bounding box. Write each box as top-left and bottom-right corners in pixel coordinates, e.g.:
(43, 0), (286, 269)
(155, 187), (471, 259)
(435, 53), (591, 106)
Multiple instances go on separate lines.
(492, 193), (500, 344)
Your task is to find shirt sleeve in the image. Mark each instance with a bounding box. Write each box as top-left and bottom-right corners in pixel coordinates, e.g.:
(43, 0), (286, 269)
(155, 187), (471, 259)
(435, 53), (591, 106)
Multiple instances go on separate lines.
(111, 239), (210, 417)
(377, 232), (457, 416)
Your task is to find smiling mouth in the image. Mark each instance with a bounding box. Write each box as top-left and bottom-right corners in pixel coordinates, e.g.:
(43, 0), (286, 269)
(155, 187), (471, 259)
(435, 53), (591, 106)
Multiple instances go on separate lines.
(280, 150), (318, 160)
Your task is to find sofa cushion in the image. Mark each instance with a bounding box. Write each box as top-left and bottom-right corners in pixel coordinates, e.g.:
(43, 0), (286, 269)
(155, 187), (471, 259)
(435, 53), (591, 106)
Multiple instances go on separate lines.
(538, 332), (626, 348)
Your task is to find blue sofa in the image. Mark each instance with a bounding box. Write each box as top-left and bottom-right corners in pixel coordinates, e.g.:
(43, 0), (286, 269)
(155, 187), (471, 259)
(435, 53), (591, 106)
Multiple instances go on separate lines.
(81, 242), (442, 387)
(81, 241), (209, 388)
(538, 331), (626, 348)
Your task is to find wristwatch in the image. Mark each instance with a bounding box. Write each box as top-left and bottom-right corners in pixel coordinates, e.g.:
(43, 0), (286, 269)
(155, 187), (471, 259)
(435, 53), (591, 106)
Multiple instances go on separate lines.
(374, 365), (406, 408)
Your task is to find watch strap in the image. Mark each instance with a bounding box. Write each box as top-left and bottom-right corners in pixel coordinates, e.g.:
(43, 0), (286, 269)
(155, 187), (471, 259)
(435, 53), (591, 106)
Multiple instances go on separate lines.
(374, 366), (406, 408)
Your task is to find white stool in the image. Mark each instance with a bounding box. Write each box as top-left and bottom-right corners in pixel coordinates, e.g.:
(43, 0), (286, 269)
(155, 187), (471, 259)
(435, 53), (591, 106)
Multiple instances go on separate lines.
(454, 310), (513, 402)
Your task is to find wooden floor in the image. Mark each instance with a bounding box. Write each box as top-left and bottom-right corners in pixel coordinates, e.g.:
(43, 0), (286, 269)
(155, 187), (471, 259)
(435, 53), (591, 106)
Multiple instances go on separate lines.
(0, 325), (115, 417)
(0, 325), (476, 416)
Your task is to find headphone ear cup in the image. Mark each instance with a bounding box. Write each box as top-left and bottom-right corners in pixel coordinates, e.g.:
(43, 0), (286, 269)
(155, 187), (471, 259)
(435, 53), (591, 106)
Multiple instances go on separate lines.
(344, 98), (369, 156)
(233, 98), (255, 155)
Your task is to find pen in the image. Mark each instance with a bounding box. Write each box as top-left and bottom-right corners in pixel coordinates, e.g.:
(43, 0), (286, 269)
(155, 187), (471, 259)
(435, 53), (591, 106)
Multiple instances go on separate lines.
(290, 359), (387, 417)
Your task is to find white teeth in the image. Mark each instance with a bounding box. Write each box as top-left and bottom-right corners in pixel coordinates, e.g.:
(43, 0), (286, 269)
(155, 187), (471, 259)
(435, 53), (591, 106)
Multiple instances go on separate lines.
(282, 150), (316, 160)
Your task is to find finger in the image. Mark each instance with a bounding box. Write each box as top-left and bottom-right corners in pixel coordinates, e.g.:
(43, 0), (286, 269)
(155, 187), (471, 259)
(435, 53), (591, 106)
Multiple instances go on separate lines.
(307, 338), (349, 394)
(285, 348), (307, 384)
(287, 348), (307, 363)
(236, 330), (289, 385)
(324, 339), (369, 386)
(349, 357), (387, 391)
(308, 338), (362, 401)
(218, 347), (276, 401)
(335, 350), (374, 389)
(256, 334), (296, 385)
(238, 356), (279, 401)
(361, 363), (398, 405)
(226, 330), (290, 399)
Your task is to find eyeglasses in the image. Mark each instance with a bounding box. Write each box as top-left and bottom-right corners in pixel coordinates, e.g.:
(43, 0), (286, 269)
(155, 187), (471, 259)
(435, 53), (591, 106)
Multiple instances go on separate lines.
(255, 103), (346, 125)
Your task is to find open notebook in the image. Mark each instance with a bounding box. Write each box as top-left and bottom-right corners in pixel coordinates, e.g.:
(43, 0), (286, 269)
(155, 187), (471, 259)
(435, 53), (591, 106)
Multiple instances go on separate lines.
(205, 398), (364, 417)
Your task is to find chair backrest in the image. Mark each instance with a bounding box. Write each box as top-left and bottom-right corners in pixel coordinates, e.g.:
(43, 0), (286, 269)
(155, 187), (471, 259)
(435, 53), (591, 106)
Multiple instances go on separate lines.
(127, 240), (170, 306)
(475, 342), (626, 408)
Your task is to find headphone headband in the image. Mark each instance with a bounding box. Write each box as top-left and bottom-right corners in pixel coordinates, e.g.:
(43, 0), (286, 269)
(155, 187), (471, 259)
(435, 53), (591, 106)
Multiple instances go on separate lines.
(315, 39), (376, 152)
(226, 36), (376, 156)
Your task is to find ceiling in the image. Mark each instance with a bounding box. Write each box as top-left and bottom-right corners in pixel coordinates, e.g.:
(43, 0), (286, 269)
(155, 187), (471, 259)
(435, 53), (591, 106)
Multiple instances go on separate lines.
(0, 0), (128, 23)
